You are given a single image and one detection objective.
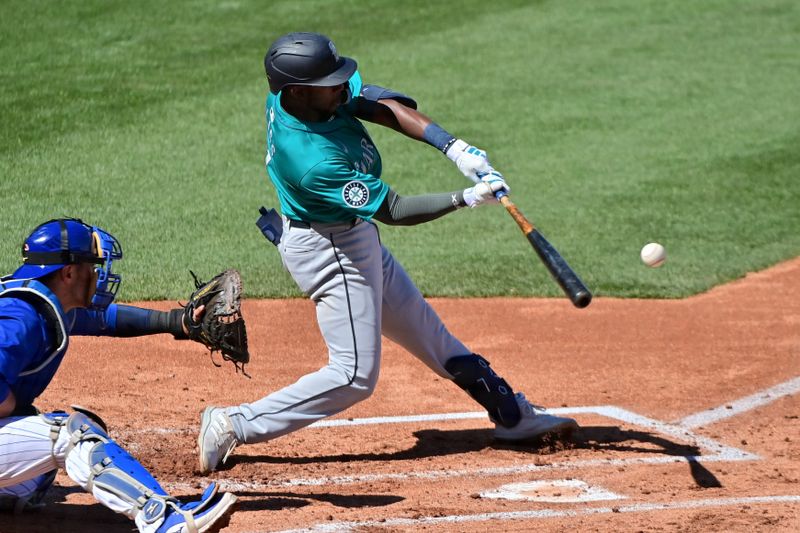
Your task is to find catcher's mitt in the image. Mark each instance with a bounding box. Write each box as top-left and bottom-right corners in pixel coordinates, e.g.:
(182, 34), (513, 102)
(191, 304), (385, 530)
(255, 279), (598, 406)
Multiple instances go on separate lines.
(183, 269), (250, 376)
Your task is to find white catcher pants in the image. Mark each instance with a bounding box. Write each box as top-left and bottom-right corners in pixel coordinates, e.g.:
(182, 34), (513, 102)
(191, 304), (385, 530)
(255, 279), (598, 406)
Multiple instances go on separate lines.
(229, 219), (470, 443)
(0, 415), (142, 518)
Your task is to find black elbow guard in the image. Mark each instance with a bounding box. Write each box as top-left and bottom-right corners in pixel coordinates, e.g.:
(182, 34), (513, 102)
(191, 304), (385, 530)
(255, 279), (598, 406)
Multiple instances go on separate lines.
(359, 84), (418, 109)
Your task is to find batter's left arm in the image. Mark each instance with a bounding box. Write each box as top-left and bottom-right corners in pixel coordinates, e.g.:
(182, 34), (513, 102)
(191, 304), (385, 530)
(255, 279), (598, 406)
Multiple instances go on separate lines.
(357, 97), (431, 140)
(373, 188), (465, 226)
(359, 98), (502, 186)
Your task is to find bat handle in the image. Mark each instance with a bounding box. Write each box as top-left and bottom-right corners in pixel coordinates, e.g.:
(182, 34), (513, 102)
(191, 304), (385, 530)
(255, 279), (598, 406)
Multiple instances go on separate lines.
(497, 193), (534, 233)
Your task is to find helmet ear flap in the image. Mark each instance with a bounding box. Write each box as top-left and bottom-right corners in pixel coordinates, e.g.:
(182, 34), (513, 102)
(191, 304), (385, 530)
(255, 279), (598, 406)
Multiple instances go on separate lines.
(90, 226), (123, 311)
(92, 231), (104, 261)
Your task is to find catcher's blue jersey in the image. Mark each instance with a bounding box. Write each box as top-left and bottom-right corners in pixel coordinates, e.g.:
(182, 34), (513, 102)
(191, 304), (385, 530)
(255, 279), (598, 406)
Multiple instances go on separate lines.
(264, 71), (389, 223)
(0, 280), (120, 410)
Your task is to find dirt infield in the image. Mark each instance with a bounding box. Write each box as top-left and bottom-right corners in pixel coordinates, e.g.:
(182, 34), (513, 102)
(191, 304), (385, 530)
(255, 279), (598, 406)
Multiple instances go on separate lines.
(2, 259), (799, 532)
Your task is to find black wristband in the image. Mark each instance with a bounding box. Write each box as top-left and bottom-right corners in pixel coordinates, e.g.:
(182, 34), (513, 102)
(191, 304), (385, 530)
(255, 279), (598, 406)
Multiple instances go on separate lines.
(422, 123), (457, 153)
(169, 308), (188, 339)
(441, 137), (458, 154)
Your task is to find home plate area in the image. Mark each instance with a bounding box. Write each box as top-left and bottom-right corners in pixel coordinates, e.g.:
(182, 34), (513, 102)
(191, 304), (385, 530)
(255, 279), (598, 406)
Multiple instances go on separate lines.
(479, 479), (625, 503)
(160, 388), (798, 533)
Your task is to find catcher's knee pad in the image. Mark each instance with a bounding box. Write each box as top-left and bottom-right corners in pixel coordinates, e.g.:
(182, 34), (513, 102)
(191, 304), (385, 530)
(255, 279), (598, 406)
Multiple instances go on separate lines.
(37, 410), (70, 459)
(63, 412), (171, 514)
(445, 354), (521, 428)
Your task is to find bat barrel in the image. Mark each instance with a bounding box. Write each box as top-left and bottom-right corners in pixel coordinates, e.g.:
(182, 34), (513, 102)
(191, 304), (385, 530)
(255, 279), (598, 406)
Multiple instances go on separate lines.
(527, 229), (592, 308)
(498, 193), (592, 308)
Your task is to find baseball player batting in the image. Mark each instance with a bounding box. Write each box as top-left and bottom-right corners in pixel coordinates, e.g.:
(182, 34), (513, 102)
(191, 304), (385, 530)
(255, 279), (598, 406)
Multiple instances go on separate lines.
(0, 218), (237, 531)
(198, 32), (578, 472)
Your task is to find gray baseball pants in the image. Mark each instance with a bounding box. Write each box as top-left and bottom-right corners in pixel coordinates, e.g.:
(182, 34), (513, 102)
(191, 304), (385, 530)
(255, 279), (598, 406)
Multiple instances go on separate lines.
(228, 218), (469, 443)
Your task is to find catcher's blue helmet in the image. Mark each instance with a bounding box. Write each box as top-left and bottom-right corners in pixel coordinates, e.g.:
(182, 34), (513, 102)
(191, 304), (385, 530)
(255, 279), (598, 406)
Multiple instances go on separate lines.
(12, 218), (123, 310)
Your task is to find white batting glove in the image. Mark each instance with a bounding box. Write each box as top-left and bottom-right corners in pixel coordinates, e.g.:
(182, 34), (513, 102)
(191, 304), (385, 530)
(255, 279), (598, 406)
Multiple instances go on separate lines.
(446, 139), (494, 184)
(463, 171), (510, 207)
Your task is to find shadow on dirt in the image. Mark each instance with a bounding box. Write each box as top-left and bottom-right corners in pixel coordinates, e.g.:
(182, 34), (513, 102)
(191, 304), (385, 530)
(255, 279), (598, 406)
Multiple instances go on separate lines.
(0, 484), (128, 533)
(576, 425), (723, 488)
(227, 425), (722, 488)
(3, 425), (722, 532)
(0, 484), (403, 532)
(233, 491), (404, 512)
(227, 427), (499, 467)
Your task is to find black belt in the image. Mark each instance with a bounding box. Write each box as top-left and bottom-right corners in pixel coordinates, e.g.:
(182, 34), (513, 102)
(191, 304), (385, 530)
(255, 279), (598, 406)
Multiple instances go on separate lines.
(287, 219), (311, 228)
(288, 219), (360, 230)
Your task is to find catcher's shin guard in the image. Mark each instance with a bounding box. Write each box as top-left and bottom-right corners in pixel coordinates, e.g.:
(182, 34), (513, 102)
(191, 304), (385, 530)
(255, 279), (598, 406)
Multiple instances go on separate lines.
(444, 354), (521, 428)
(62, 412), (170, 503)
(40, 411), (238, 531)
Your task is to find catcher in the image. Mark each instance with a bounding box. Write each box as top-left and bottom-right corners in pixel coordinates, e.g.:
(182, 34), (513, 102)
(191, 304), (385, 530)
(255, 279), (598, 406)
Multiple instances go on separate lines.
(0, 217), (247, 531)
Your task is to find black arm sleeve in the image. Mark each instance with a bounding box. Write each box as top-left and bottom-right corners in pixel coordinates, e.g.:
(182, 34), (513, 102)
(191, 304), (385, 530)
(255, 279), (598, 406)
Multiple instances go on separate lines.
(372, 189), (467, 226)
(114, 305), (187, 339)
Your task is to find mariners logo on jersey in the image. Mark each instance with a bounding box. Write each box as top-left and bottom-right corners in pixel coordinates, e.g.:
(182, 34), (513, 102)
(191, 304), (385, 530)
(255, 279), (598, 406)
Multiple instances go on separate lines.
(342, 181), (369, 208)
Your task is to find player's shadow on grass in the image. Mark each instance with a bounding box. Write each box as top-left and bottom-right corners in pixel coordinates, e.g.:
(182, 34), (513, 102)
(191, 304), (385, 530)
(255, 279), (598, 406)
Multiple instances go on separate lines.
(230, 425), (721, 489)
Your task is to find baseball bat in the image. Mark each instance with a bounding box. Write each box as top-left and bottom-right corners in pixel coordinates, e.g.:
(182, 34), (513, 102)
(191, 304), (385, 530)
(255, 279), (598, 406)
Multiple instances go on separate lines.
(497, 192), (592, 308)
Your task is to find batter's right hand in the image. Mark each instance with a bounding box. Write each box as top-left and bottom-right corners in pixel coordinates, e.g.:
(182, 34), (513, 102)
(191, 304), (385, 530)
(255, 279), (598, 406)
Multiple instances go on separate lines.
(446, 139), (494, 184)
(463, 171), (509, 207)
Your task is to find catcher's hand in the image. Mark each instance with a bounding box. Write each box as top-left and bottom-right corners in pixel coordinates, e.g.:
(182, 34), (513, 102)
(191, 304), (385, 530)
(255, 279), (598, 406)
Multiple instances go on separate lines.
(183, 269), (250, 376)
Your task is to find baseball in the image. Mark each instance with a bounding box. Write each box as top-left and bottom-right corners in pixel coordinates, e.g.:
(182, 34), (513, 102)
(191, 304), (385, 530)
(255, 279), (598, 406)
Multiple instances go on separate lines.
(640, 242), (666, 267)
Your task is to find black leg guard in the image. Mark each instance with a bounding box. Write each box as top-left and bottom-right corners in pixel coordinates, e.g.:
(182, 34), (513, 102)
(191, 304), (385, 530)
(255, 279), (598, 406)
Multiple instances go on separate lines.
(444, 354), (521, 427)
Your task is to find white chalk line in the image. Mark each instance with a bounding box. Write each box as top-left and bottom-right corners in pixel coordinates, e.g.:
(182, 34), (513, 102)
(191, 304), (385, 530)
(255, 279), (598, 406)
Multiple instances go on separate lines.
(597, 406), (756, 459)
(162, 405), (756, 493)
(270, 495), (800, 533)
(124, 373), (800, 441)
(165, 453), (748, 493)
(116, 410), (543, 437)
(160, 377), (793, 489)
(677, 375), (800, 429)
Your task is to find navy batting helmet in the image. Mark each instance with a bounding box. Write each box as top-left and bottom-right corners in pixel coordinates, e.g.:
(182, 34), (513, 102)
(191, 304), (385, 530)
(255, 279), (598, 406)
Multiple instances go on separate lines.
(264, 32), (357, 94)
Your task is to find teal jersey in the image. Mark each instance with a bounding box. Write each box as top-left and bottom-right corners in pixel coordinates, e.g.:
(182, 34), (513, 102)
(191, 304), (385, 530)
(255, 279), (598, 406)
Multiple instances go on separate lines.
(264, 71), (389, 223)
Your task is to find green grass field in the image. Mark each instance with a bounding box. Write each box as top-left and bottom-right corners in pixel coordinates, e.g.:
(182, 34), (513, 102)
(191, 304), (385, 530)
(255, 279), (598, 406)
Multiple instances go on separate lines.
(2, 0), (799, 300)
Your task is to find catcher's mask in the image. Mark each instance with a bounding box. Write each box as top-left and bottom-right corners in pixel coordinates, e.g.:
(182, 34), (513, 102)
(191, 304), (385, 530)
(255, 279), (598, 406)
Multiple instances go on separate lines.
(12, 218), (123, 311)
(264, 32), (357, 94)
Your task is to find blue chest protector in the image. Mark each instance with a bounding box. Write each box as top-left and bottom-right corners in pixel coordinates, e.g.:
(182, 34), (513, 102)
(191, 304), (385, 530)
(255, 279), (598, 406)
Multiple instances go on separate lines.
(0, 278), (69, 411)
